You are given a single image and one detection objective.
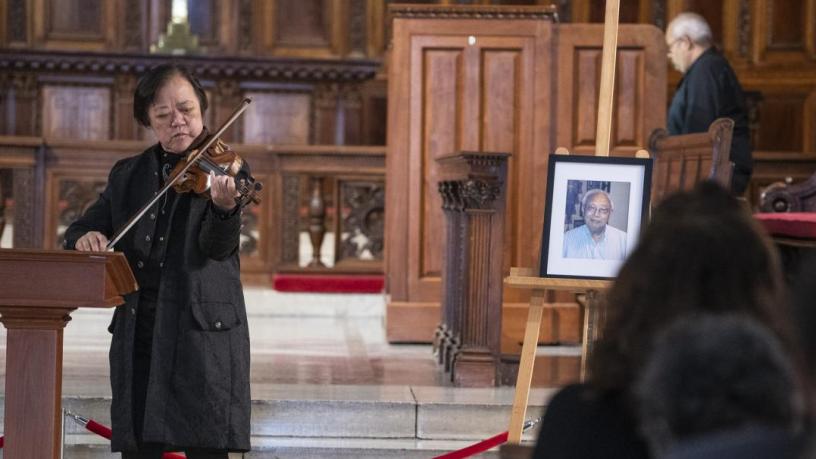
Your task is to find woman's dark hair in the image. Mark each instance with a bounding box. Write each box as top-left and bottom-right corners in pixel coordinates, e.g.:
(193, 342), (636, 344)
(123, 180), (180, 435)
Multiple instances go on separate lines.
(589, 181), (792, 393)
(635, 314), (801, 455)
(133, 63), (208, 127)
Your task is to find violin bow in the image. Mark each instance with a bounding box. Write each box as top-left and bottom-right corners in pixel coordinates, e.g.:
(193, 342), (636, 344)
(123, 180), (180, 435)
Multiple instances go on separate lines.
(105, 98), (252, 251)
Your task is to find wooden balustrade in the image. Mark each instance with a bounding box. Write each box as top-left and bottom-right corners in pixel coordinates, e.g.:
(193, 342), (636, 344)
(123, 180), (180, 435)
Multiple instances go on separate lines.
(0, 137), (385, 283)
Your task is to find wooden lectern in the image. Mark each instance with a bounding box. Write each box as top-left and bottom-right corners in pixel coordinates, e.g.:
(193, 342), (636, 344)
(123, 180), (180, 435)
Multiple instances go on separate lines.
(0, 249), (137, 459)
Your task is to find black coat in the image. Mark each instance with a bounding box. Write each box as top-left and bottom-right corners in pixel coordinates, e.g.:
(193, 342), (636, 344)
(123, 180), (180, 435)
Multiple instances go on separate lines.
(532, 384), (650, 459)
(64, 144), (251, 453)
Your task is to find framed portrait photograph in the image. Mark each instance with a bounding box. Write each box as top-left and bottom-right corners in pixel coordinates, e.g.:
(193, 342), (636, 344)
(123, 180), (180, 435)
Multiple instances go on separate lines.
(539, 154), (653, 280)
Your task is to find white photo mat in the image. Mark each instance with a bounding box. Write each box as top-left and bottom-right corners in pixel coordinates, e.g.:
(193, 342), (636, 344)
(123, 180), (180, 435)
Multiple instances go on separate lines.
(540, 155), (652, 279)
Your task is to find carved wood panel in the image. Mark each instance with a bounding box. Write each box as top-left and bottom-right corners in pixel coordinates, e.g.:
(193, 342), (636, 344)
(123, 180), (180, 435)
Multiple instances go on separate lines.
(587, 0), (642, 23)
(556, 24), (666, 156)
(682, 0), (725, 44)
(47, 0), (103, 37)
(752, 0), (816, 62)
(34, 0), (114, 49)
(41, 86), (111, 140)
(6, 0), (29, 45)
(237, 171), (271, 267)
(53, 176), (107, 248)
(257, 0), (347, 57)
(243, 90), (312, 144)
(754, 92), (807, 152)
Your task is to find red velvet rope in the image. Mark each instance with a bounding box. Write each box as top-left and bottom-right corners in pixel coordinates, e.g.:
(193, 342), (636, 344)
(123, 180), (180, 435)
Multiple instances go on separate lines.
(432, 431), (509, 459)
(2, 421), (511, 458)
(84, 420), (186, 459)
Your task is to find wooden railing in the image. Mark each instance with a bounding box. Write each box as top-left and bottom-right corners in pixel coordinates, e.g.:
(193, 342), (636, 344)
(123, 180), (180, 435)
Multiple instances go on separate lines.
(0, 136), (385, 284)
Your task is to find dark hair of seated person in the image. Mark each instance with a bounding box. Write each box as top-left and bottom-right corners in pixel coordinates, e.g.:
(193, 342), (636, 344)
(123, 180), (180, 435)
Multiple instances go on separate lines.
(589, 180), (799, 396)
(635, 313), (803, 458)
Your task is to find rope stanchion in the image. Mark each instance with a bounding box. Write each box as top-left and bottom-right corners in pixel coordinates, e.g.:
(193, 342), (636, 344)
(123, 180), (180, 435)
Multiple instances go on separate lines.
(431, 418), (540, 459)
(66, 412), (186, 459)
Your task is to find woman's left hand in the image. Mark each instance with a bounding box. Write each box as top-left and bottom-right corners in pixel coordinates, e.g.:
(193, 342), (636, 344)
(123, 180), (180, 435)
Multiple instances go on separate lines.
(210, 172), (239, 211)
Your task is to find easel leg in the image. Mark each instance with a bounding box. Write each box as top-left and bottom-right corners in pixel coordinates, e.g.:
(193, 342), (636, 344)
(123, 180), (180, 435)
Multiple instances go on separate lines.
(507, 291), (548, 443)
(580, 289), (601, 382)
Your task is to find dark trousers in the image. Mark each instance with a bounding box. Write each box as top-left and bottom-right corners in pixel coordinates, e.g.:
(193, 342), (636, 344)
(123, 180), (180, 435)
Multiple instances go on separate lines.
(128, 300), (228, 459)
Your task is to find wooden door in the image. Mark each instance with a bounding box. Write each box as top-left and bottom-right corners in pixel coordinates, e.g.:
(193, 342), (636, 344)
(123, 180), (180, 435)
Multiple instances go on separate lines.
(386, 13), (554, 342)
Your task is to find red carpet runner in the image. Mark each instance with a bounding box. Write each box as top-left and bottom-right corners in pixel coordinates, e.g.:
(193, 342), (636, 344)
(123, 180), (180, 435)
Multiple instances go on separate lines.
(272, 273), (384, 293)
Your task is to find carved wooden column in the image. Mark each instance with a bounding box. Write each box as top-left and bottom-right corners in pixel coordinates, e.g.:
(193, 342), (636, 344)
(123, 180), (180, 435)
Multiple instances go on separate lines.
(436, 151), (509, 387)
(307, 176), (327, 267)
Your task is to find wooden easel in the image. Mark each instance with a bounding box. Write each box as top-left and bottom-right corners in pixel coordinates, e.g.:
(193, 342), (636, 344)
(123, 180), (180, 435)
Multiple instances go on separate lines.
(505, 269), (611, 442)
(505, 0), (622, 444)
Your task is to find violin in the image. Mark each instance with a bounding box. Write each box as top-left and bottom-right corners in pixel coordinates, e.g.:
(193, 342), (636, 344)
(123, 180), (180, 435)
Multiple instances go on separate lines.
(106, 98), (256, 250)
(170, 128), (262, 208)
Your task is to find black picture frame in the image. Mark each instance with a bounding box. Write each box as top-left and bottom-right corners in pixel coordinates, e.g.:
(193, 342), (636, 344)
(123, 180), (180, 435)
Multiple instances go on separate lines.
(539, 154), (653, 280)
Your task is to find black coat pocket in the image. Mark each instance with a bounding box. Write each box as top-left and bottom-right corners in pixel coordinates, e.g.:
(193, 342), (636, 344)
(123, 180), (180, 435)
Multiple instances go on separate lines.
(190, 301), (241, 331)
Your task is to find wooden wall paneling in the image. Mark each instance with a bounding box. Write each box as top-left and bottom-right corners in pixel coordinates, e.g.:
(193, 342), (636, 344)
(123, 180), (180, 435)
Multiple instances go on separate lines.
(311, 82), (364, 145)
(212, 79), (243, 143)
(218, 0), (240, 54)
(258, 0), (348, 58)
(718, 0), (744, 60)
(0, 74), (8, 134)
(9, 73), (38, 136)
(333, 175), (385, 267)
(120, 0), (147, 52)
(0, 138), (44, 248)
(2, 0), (32, 47)
(360, 78), (387, 145)
(752, 90), (807, 152)
(48, 170), (108, 248)
(555, 24), (667, 157)
(243, 86), (313, 144)
(586, 0), (643, 23)
(41, 84), (111, 140)
(41, 141), (135, 249)
(366, 0), (385, 58)
(753, 0), (815, 63)
(33, 0), (115, 50)
(228, 140), (273, 279)
(805, 90), (816, 153)
(340, 84), (363, 145)
(113, 74), (139, 140)
(347, 0), (367, 57)
(313, 84), (341, 144)
(809, 0), (816, 58)
(232, 145), (276, 277)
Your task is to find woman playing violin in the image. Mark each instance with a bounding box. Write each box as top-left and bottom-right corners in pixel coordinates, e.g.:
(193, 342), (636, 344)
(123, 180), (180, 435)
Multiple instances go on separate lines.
(64, 64), (250, 459)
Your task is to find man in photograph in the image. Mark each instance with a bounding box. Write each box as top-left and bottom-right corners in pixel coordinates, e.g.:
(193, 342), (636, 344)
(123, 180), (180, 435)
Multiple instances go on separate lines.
(563, 189), (627, 260)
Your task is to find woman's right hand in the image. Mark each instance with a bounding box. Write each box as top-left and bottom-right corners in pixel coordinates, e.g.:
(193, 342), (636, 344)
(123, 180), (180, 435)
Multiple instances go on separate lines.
(75, 231), (110, 252)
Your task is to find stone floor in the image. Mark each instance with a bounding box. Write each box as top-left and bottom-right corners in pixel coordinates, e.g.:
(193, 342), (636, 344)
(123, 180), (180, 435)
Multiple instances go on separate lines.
(0, 286), (557, 458)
